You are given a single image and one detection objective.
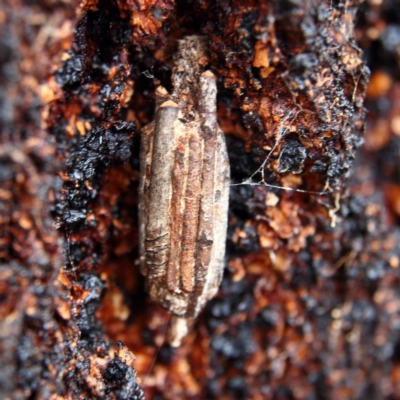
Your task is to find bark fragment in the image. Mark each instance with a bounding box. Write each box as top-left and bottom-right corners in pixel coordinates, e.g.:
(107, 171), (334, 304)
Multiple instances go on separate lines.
(2, 0), (400, 399)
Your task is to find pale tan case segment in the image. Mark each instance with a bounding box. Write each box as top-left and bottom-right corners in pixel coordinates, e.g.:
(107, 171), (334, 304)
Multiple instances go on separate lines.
(139, 36), (230, 346)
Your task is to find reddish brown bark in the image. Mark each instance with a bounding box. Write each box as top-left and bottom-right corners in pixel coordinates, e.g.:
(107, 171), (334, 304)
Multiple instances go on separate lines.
(1, 0), (399, 399)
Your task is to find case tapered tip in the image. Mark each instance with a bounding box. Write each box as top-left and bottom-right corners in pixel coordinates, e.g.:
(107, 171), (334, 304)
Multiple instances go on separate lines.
(168, 315), (189, 347)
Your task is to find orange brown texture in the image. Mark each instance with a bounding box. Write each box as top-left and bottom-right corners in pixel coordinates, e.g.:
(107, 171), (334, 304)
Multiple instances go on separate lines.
(128, 0), (175, 44)
(197, 0), (369, 190)
(2, 0), (400, 400)
(130, 1), (399, 399)
(0, 0), (143, 399)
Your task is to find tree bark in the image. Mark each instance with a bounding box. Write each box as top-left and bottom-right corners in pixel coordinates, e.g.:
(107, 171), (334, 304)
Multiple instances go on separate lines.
(1, 0), (399, 399)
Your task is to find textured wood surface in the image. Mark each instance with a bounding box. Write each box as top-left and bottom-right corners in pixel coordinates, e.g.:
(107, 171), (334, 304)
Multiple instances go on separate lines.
(1, 0), (400, 399)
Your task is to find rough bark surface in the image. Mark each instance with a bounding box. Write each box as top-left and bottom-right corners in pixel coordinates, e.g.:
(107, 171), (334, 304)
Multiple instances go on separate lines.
(1, 0), (400, 399)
